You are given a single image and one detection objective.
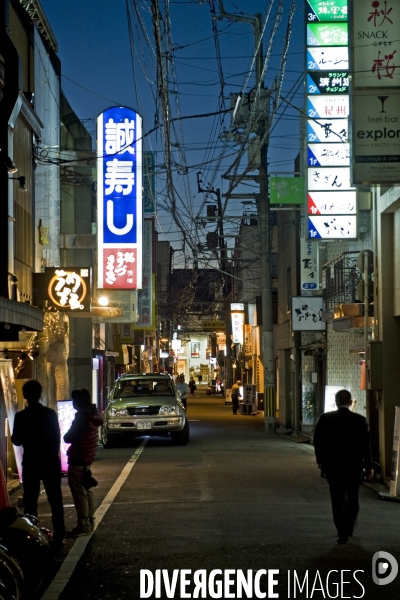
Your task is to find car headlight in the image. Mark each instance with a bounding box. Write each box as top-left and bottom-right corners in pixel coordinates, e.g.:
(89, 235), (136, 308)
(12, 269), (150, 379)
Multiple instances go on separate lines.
(110, 407), (127, 417)
(159, 406), (179, 415)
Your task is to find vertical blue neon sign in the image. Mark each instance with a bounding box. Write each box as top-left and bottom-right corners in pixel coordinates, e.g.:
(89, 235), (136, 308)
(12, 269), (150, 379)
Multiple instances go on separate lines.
(97, 106), (143, 289)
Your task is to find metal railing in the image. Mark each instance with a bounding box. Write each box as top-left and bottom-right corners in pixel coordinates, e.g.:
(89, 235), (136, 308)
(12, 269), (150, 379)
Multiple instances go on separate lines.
(322, 251), (362, 310)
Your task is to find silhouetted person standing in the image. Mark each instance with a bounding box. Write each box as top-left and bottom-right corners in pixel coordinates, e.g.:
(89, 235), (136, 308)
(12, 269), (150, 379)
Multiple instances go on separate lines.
(313, 389), (373, 544)
(64, 389), (103, 537)
(231, 380), (242, 415)
(11, 379), (65, 543)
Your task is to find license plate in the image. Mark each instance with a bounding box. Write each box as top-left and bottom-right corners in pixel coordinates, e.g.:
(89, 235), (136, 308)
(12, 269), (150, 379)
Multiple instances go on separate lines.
(137, 422), (152, 430)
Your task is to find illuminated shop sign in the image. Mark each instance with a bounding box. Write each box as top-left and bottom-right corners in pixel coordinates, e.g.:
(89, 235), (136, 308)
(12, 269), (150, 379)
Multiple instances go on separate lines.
(307, 23), (348, 46)
(308, 191), (356, 215)
(231, 312), (244, 345)
(308, 119), (348, 143)
(307, 47), (348, 70)
(308, 215), (357, 239)
(33, 268), (91, 311)
(308, 166), (354, 191)
(308, 143), (350, 166)
(291, 297), (325, 331)
(308, 95), (349, 118)
(57, 400), (77, 473)
(97, 106), (143, 289)
(307, 71), (349, 94)
(300, 237), (319, 291)
(352, 88), (400, 183)
(307, 0), (348, 22)
(352, 0), (400, 87)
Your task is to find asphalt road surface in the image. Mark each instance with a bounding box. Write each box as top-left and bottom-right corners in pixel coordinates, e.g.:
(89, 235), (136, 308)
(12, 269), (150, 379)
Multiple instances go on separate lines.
(23, 391), (400, 600)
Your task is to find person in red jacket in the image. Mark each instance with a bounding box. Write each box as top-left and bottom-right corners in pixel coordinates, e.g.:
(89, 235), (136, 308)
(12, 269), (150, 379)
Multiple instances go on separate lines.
(64, 389), (103, 537)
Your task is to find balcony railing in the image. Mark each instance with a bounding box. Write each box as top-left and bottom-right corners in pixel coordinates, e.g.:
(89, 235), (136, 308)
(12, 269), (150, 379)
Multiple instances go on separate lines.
(322, 251), (362, 310)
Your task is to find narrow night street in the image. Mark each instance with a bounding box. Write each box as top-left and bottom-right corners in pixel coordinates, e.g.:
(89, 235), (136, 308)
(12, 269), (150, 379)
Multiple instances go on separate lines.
(20, 391), (400, 600)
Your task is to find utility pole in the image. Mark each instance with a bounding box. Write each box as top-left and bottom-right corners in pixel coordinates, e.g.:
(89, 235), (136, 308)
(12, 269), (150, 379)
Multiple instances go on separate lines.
(196, 172), (233, 391)
(218, 3), (275, 432)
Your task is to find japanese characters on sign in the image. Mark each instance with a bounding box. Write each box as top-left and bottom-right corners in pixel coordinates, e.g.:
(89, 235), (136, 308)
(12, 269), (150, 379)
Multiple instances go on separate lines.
(143, 152), (155, 213)
(307, 166), (354, 190)
(307, 71), (349, 94)
(308, 143), (350, 166)
(308, 95), (349, 119)
(352, 89), (400, 183)
(134, 219), (155, 329)
(270, 177), (305, 204)
(307, 47), (349, 70)
(306, 0), (357, 241)
(97, 106), (142, 289)
(308, 215), (357, 239)
(242, 385), (257, 406)
(57, 400), (77, 473)
(307, 22), (348, 46)
(300, 237), (319, 291)
(307, 119), (348, 143)
(231, 312), (244, 345)
(352, 0), (400, 87)
(307, 0), (348, 21)
(291, 297), (326, 331)
(308, 191), (356, 214)
(33, 268), (91, 312)
(244, 324), (253, 355)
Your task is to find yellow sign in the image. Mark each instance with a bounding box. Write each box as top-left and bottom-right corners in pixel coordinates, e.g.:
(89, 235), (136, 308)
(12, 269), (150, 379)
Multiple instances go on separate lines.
(202, 320), (226, 331)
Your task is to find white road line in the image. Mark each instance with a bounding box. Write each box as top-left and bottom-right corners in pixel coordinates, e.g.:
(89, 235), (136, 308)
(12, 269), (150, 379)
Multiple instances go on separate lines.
(41, 439), (148, 600)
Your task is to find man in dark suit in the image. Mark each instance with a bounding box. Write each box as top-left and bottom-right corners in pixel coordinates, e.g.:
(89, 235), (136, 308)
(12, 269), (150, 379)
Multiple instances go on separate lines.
(11, 379), (65, 543)
(313, 389), (373, 544)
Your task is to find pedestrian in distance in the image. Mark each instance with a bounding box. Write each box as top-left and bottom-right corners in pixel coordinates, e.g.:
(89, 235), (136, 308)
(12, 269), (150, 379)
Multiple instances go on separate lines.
(188, 378), (196, 396)
(64, 389), (103, 537)
(231, 380), (242, 414)
(11, 379), (66, 544)
(176, 375), (189, 410)
(313, 389), (373, 544)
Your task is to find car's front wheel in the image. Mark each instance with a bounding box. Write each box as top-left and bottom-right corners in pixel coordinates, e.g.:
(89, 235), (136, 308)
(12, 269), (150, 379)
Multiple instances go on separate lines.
(102, 426), (116, 448)
(170, 420), (190, 446)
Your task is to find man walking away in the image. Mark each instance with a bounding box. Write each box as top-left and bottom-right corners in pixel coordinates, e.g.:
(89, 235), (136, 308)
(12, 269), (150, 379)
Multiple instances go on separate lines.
(64, 389), (103, 537)
(11, 380), (65, 543)
(313, 389), (373, 544)
(231, 380), (242, 415)
(176, 375), (189, 410)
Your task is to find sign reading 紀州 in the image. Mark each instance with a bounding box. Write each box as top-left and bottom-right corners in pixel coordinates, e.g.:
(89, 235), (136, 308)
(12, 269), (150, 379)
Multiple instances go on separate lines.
(97, 106), (142, 289)
(33, 268), (91, 311)
(352, 0), (400, 88)
(300, 236), (319, 291)
(352, 89), (400, 183)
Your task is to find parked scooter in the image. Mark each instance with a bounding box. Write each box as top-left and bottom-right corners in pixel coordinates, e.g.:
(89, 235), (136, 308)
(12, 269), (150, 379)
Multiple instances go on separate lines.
(0, 506), (51, 595)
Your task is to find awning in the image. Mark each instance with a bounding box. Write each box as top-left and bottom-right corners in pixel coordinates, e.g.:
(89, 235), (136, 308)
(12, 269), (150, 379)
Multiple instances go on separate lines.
(0, 297), (44, 333)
